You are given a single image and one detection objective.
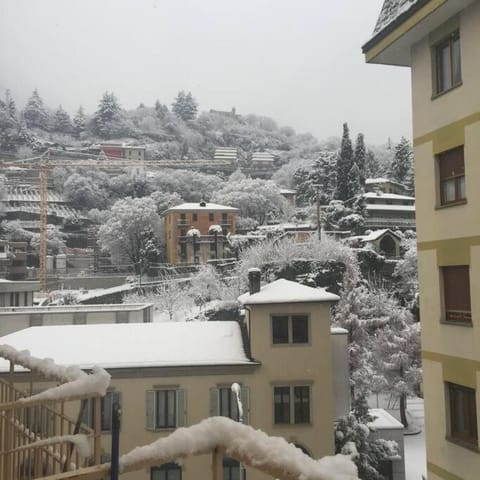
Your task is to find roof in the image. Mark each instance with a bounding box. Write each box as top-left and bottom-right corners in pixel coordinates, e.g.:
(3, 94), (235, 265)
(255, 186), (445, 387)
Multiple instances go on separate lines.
(369, 408), (404, 430)
(364, 192), (414, 201)
(349, 229), (401, 243)
(279, 188), (297, 195)
(365, 177), (405, 186)
(239, 278), (339, 305)
(162, 202), (239, 214)
(372, 0), (423, 36)
(366, 204), (415, 212)
(0, 321), (251, 371)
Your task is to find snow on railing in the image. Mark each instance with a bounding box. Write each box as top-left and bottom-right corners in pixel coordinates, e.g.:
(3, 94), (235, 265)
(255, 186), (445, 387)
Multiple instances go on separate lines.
(0, 344), (110, 405)
(119, 416), (358, 480)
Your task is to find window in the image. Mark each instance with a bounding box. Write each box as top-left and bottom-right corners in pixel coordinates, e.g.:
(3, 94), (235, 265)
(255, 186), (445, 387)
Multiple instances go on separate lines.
(115, 311), (129, 324)
(209, 213), (214, 221)
(223, 457), (245, 480)
(82, 391), (121, 432)
(434, 31), (461, 94)
(73, 312), (87, 325)
(222, 213), (228, 224)
(179, 213), (186, 225)
(438, 146), (465, 205)
(442, 266), (471, 324)
(151, 463), (182, 480)
(146, 389), (186, 430)
(192, 213), (198, 222)
(272, 315), (309, 344)
(273, 385), (311, 424)
(210, 386), (249, 423)
(448, 383), (478, 446)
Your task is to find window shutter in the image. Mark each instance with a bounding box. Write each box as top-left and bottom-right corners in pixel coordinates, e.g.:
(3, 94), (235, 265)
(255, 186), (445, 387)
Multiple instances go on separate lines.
(146, 390), (155, 430)
(113, 391), (122, 430)
(210, 387), (219, 417)
(240, 386), (250, 425)
(176, 389), (186, 427)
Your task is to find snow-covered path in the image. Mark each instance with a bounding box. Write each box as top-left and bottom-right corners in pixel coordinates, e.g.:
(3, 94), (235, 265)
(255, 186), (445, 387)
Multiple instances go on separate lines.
(404, 397), (426, 480)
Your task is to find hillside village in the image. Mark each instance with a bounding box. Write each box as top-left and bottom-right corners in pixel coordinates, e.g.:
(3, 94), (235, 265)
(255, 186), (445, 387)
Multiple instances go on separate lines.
(2, 0), (479, 479)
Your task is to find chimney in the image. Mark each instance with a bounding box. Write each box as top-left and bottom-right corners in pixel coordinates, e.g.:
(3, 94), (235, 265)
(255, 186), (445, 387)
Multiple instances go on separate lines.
(248, 268), (261, 295)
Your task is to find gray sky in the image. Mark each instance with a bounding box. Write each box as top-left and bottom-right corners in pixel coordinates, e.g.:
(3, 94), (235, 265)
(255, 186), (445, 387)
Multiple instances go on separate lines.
(0, 0), (412, 144)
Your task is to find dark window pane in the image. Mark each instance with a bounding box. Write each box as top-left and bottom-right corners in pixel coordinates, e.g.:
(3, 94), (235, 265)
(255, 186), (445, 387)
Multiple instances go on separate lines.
(294, 386), (310, 423)
(274, 386), (290, 424)
(449, 383), (477, 445)
(223, 457), (244, 480)
(219, 388), (239, 421)
(438, 146), (465, 205)
(209, 213), (214, 221)
(101, 392), (113, 431)
(156, 390), (177, 428)
(439, 43), (452, 91)
(443, 266), (471, 323)
(151, 463), (182, 480)
(192, 213), (198, 221)
(272, 316), (289, 344)
(452, 37), (461, 84)
(292, 316), (308, 343)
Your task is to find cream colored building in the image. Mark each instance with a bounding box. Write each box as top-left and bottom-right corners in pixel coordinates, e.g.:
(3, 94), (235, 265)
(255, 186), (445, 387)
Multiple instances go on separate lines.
(364, 1), (480, 479)
(0, 278), (349, 480)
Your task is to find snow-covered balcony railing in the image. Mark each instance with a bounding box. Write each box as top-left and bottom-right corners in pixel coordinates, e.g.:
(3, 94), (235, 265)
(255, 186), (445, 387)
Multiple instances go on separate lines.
(178, 234), (224, 244)
(0, 345), (110, 480)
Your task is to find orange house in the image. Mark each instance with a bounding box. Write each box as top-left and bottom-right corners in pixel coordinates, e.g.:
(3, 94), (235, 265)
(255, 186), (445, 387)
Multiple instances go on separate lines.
(162, 202), (238, 265)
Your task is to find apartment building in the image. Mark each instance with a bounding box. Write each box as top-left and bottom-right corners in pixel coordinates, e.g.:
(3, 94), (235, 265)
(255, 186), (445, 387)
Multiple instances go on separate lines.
(0, 277), (348, 480)
(363, 1), (480, 479)
(162, 202), (238, 265)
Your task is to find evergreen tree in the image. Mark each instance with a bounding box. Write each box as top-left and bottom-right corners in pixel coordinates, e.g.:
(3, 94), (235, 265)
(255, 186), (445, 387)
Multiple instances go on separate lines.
(4, 90), (16, 120)
(347, 163), (362, 198)
(336, 123), (354, 200)
(23, 88), (49, 129)
(93, 91), (123, 138)
(390, 136), (412, 185)
(73, 106), (86, 137)
(53, 105), (72, 133)
(335, 395), (399, 480)
(354, 133), (366, 187)
(172, 90), (198, 121)
(365, 150), (380, 180)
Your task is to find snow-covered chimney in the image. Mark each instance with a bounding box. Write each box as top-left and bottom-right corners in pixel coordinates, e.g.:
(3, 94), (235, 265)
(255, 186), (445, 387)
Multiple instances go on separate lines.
(248, 268), (261, 295)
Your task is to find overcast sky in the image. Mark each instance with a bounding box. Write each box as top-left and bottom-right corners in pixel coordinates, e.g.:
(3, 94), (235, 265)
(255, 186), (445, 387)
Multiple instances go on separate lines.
(0, 0), (412, 145)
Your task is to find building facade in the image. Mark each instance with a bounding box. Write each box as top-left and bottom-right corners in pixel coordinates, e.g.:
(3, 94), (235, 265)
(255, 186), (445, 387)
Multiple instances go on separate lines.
(0, 278), (348, 480)
(162, 202), (238, 265)
(364, 1), (480, 479)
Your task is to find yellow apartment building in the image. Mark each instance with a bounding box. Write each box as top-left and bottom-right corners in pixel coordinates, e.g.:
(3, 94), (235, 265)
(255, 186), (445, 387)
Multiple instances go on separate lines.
(363, 1), (480, 479)
(162, 202), (238, 265)
(0, 277), (348, 480)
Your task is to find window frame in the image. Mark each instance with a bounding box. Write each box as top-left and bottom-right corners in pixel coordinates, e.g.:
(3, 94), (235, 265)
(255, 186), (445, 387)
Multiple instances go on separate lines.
(273, 385), (311, 425)
(146, 388), (186, 431)
(81, 391), (121, 433)
(271, 314), (309, 345)
(210, 385), (250, 424)
(433, 30), (461, 97)
(441, 265), (472, 325)
(447, 382), (478, 448)
(437, 146), (466, 207)
(151, 462), (182, 480)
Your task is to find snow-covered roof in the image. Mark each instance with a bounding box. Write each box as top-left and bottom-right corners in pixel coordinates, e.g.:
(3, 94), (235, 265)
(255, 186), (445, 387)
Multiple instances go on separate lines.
(349, 229), (401, 243)
(331, 327), (348, 335)
(365, 177), (406, 187)
(239, 279), (339, 305)
(364, 192), (414, 201)
(369, 408), (404, 430)
(163, 203), (239, 214)
(371, 0), (421, 36)
(279, 188), (296, 195)
(366, 204), (415, 212)
(0, 322), (251, 371)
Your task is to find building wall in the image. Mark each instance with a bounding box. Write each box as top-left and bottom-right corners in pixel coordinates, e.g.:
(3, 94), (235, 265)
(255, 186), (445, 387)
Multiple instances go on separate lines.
(410, 3), (480, 479)
(164, 209), (237, 265)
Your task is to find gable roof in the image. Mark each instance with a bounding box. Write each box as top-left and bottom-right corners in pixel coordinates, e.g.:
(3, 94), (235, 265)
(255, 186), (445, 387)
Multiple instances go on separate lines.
(372, 0), (424, 36)
(239, 278), (339, 305)
(162, 202), (239, 215)
(0, 322), (251, 371)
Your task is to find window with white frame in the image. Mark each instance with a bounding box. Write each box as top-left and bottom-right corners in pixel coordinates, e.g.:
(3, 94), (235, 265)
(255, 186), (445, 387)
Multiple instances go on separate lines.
(146, 389), (186, 430)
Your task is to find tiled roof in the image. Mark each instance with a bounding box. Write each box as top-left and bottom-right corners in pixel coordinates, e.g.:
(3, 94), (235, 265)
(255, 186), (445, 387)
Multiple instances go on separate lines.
(372, 0), (423, 35)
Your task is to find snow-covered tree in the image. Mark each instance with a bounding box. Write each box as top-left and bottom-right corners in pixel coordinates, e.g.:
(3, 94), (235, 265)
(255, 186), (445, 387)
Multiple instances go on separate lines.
(354, 133), (366, 187)
(92, 91), (124, 138)
(336, 123), (354, 200)
(189, 265), (224, 309)
(149, 191), (184, 214)
(4, 89), (16, 120)
(53, 105), (72, 133)
(172, 90), (198, 121)
(335, 395), (398, 480)
(371, 303), (421, 427)
(390, 137), (412, 185)
(365, 150), (381, 180)
(347, 163), (362, 198)
(23, 89), (49, 129)
(393, 238), (418, 313)
(97, 196), (163, 274)
(73, 106), (86, 137)
(63, 173), (109, 210)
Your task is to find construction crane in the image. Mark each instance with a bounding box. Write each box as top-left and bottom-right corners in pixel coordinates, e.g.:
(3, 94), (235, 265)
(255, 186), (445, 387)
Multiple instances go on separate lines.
(0, 149), (233, 291)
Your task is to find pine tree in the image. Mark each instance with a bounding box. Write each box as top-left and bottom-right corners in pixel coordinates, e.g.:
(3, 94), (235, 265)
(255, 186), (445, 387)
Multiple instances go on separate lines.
(172, 90), (198, 121)
(73, 106), (86, 137)
(347, 163), (362, 198)
(336, 123), (354, 200)
(53, 105), (72, 133)
(390, 136), (412, 185)
(23, 89), (49, 129)
(354, 133), (366, 187)
(4, 90), (16, 120)
(365, 150), (380, 180)
(93, 91), (123, 138)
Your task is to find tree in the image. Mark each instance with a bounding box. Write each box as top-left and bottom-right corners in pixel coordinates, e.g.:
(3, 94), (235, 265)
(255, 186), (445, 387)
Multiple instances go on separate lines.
(390, 137), (412, 185)
(393, 237), (418, 313)
(53, 105), (72, 133)
(336, 123), (354, 200)
(154, 99), (169, 119)
(347, 163), (362, 198)
(23, 89), (49, 129)
(63, 173), (109, 210)
(335, 395), (398, 480)
(4, 90), (16, 120)
(97, 196), (163, 274)
(73, 106), (86, 137)
(354, 133), (366, 187)
(172, 90), (198, 121)
(189, 265), (224, 309)
(93, 91), (124, 138)
(365, 150), (380, 180)
(371, 302), (422, 427)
